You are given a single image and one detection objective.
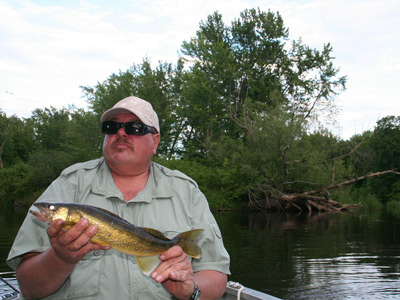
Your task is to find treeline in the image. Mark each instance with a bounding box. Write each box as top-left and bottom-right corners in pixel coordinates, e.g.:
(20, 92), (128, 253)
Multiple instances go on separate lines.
(1, 9), (399, 211)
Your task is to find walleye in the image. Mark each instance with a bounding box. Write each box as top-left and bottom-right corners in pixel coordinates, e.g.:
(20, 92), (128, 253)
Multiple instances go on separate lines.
(30, 202), (203, 275)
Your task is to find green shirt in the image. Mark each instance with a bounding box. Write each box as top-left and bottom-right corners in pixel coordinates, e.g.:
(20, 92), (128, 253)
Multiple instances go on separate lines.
(7, 158), (230, 300)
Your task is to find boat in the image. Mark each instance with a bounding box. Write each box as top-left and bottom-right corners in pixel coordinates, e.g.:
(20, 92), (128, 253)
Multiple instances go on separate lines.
(221, 281), (281, 300)
(0, 274), (19, 300)
(0, 274), (280, 300)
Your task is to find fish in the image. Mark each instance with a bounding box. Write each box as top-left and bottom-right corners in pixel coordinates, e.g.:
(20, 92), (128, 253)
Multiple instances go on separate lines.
(30, 202), (203, 275)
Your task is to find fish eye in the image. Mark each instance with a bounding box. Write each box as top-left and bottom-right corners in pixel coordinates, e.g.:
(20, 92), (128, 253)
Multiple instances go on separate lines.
(49, 205), (55, 211)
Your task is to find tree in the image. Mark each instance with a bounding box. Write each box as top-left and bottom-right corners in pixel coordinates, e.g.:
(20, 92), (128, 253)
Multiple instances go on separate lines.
(178, 9), (348, 210)
(64, 108), (103, 161)
(82, 58), (187, 158)
(365, 116), (400, 202)
(0, 111), (35, 169)
(179, 9), (345, 156)
(0, 110), (7, 169)
(30, 106), (71, 151)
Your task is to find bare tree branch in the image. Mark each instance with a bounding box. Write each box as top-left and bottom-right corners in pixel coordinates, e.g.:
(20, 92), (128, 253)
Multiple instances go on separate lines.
(253, 169), (399, 213)
(306, 169), (400, 195)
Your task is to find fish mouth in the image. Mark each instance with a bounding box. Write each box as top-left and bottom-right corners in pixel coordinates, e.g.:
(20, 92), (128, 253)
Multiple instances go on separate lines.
(31, 203), (52, 223)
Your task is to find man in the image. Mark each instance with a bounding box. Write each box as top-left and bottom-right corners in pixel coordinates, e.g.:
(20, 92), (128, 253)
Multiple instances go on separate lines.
(7, 96), (230, 300)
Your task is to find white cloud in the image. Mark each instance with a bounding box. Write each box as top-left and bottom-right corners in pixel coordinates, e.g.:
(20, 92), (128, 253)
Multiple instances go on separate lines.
(0, 0), (399, 140)
(257, 0), (400, 139)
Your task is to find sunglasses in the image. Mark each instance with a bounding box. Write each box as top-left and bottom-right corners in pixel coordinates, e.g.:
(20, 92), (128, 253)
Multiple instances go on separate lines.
(101, 121), (155, 135)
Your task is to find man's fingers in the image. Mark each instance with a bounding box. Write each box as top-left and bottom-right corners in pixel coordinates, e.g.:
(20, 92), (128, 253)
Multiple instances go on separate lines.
(160, 245), (184, 261)
(152, 251), (192, 283)
(65, 225), (98, 251)
(46, 219), (65, 238)
(48, 218), (100, 251)
(52, 218), (91, 245)
(45, 217), (110, 265)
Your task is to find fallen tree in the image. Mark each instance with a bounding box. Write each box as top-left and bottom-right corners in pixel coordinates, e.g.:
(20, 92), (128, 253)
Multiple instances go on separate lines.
(247, 136), (400, 212)
(249, 169), (400, 213)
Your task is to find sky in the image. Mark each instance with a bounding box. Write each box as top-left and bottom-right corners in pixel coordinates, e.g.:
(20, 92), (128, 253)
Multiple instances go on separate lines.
(0, 0), (399, 140)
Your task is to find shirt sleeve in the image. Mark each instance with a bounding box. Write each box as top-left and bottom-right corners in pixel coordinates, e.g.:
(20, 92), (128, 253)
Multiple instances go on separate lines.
(190, 187), (231, 275)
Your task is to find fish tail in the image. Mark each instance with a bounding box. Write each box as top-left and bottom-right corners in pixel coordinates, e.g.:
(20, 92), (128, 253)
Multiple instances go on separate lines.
(176, 229), (204, 258)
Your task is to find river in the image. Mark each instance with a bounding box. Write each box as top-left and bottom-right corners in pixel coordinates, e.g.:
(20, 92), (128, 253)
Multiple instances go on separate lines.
(216, 210), (400, 299)
(1, 207), (399, 299)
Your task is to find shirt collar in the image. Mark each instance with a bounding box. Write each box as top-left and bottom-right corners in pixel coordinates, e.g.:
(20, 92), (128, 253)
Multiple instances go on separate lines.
(90, 160), (172, 203)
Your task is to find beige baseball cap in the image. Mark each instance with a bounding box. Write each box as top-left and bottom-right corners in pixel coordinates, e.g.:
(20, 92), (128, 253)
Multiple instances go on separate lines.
(100, 96), (160, 133)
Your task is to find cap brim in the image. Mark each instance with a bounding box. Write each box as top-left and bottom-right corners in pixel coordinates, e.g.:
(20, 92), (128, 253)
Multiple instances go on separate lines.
(100, 108), (136, 122)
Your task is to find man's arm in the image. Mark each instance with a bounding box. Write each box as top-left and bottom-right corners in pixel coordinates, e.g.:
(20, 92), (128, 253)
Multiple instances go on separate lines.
(16, 218), (110, 299)
(152, 246), (227, 299)
(194, 270), (227, 300)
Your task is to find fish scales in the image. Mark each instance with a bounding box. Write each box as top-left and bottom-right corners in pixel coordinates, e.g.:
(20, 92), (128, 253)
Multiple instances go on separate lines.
(30, 202), (203, 275)
(64, 204), (176, 256)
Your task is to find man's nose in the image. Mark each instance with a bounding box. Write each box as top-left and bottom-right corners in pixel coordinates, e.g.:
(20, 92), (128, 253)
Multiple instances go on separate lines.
(117, 127), (127, 136)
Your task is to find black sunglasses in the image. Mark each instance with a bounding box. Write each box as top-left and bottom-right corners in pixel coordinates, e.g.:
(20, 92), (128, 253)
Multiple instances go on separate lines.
(101, 121), (155, 135)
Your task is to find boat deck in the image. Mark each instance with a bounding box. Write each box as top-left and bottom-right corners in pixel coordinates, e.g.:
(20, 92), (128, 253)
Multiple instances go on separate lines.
(0, 274), (19, 300)
(222, 282), (281, 300)
(0, 275), (280, 300)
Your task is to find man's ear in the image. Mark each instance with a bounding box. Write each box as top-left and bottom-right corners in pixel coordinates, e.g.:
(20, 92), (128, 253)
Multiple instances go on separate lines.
(152, 133), (161, 155)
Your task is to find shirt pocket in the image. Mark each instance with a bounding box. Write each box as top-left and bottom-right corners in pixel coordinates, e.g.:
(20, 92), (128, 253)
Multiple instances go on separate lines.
(43, 250), (105, 300)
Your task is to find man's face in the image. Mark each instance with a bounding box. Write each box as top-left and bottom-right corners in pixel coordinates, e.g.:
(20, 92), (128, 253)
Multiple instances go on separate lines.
(102, 113), (160, 173)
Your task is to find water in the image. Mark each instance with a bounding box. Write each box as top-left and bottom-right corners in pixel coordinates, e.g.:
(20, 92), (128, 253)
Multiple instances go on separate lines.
(0, 208), (25, 298)
(0, 207), (399, 299)
(215, 211), (400, 299)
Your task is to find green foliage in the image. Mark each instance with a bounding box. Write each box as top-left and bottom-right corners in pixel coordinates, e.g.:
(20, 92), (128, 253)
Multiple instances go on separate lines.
(82, 58), (186, 158)
(154, 157), (244, 211)
(0, 113), (35, 168)
(1, 8), (397, 211)
(180, 9), (345, 155)
(286, 132), (346, 192)
(0, 149), (75, 207)
(348, 116), (400, 203)
(0, 153), (74, 208)
(64, 109), (103, 160)
(372, 116), (400, 169)
(27, 149), (75, 188)
(0, 162), (31, 207)
(349, 185), (383, 211)
(31, 107), (71, 151)
(386, 200), (400, 212)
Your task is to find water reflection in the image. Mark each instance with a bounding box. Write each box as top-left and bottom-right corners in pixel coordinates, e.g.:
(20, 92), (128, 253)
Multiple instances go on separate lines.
(0, 208), (26, 273)
(1, 207), (399, 299)
(215, 211), (400, 299)
(290, 254), (400, 299)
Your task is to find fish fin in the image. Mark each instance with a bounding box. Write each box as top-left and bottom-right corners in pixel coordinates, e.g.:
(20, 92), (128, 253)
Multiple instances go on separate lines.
(176, 229), (204, 259)
(136, 255), (161, 276)
(141, 228), (170, 241)
(89, 235), (109, 246)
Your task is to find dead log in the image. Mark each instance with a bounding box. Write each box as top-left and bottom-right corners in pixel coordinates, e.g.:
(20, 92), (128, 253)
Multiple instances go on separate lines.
(305, 169), (400, 195)
(250, 169), (399, 212)
(278, 170), (398, 212)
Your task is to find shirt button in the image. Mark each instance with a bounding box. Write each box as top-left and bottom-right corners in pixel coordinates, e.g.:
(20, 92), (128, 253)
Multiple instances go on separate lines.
(94, 250), (100, 256)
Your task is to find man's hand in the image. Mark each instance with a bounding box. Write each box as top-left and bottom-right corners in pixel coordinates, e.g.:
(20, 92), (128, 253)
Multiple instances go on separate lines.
(17, 218), (110, 299)
(47, 218), (110, 264)
(151, 246), (196, 299)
